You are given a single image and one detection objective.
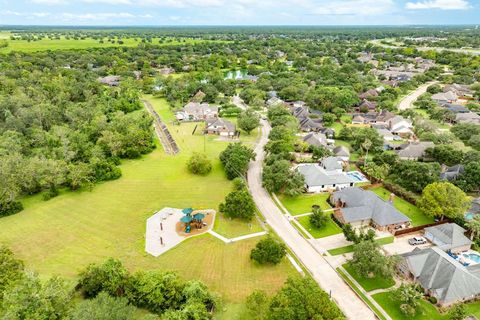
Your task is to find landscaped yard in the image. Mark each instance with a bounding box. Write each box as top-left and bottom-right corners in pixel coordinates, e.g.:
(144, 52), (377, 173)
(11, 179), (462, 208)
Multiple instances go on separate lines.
(373, 292), (448, 320)
(328, 236), (394, 256)
(277, 193), (331, 215)
(343, 263), (395, 292)
(213, 212), (263, 238)
(370, 186), (434, 226)
(297, 214), (342, 238)
(0, 95), (293, 307)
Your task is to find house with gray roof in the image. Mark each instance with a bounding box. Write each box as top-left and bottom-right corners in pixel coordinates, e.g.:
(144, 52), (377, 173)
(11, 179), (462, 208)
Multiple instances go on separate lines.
(97, 75), (121, 86)
(303, 133), (328, 148)
(455, 112), (480, 125)
(331, 187), (411, 232)
(205, 118), (236, 137)
(399, 246), (480, 306)
(320, 156), (343, 173)
(333, 146), (350, 161)
(432, 91), (458, 104)
(440, 164), (464, 181)
(297, 164), (355, 193)
(299, 117), (324, 132)
(396, 141), (435, 160)
(177, 102), (219, 121)
(424, 223), (472, 253)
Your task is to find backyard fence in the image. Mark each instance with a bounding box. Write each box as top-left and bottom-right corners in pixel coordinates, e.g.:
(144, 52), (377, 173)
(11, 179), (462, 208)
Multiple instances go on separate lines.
(394, 219), (450, 236)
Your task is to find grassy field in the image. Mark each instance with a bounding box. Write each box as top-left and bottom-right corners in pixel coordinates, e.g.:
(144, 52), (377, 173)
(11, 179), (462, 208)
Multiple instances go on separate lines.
(343, 263), (395, 292)
(328, 236), (394, 256)
(0, 95), (294, 311)
(373, 292), (448, 320)
(277, 193), (332, 215)
(370, 186), (434, 226)
(0, 32), (223, 53)
(297, 214), (342, 238)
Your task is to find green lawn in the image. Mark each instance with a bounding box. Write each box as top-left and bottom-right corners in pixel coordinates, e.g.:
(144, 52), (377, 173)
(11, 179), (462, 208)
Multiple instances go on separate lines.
(465, 300), (480, 318)
(0, 95), (293, 304)
(328, 237), (395, 256)
(0, 34), (224, 53)
(370, 187), (434, 226)
(213, 212), (263, 238)
(372, 292), (448, 320)
(277, 193), (332, 215)
(343, 263), (395, 292)
(327, 121), (344, 135)
(336, 268), (387, 320)
(297, 214), (342, 238)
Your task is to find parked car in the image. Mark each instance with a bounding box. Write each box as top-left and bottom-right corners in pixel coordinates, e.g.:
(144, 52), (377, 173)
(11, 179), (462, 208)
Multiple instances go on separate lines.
(408, 236), (427, 245)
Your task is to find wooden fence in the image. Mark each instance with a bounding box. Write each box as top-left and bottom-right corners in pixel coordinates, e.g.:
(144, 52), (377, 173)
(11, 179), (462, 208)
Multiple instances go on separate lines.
(394, 219), (449, 236)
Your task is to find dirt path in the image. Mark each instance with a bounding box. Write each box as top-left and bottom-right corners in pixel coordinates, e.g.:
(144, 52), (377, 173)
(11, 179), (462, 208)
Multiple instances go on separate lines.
(142, 99), (179, 155)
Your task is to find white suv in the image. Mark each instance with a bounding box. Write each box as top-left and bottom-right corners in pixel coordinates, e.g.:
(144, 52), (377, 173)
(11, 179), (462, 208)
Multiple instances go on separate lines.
(408, 236), (427, 245)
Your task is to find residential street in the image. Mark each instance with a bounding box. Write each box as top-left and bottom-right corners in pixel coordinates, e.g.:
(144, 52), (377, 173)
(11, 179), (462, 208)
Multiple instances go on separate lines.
(247, 120), (376, 320)
(398, 81), (439, 110)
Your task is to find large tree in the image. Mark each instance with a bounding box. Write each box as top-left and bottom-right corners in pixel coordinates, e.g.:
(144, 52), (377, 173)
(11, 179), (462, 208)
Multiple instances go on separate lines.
(70, 292), (136, 320)
(0, 246), (24, 299)
(219, 181), (256, 221)
(417, 182), (470, 220)
(238, 109), (260, 134)
(219, 143), (255, 180)
(350, 240), (399, 279)
(250, 237), (286, 265)
(187, 152), (212, 175)
(390, 161), (441, 193)
(262, 159), (305, 197)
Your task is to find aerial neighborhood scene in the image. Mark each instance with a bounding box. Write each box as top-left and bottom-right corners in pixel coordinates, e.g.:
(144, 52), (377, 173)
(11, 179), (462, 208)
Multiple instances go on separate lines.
(2, 1), (480, 320)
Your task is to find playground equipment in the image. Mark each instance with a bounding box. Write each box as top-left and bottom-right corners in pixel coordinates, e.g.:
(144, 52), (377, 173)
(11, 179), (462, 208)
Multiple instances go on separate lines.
(180, 208), (207, 232)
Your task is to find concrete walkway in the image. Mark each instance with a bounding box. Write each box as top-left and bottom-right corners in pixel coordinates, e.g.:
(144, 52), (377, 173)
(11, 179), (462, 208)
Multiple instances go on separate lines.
(398, 81), (439, 110)
(247, 120), (376, 320)
(207, 230), (267, 243)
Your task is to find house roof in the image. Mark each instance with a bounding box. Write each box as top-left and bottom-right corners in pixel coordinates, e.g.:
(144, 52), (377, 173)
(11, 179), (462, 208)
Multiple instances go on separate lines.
(359, 100), (377, 110)
(299, 117), (323, 130)
(455, 112), (480, 124)
(469, 198), (480, 215)
(332, 187), (410, 226)
(333, 146), (350, 157)
(375, 110), (396, 123)
(376, 128), (395, 139)
(321, 156), (343, 171)
(396, 141), (435, 159)
(97, 75), (121, 86)
(425, 223), (472, 250)
(297, 164), (354, 187)
(303, 133), (328, 148)
(402, 246), (480, 304)
(205, 118), (235, 132)
(440, 164), (465, 181)
(442, 104), (469, 114)
(432, 91), (458, 102)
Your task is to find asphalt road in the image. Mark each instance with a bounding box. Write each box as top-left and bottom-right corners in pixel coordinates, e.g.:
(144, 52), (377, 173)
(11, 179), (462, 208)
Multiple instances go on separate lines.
(398, 81), (439, 110)
(247, 120), (376, 320)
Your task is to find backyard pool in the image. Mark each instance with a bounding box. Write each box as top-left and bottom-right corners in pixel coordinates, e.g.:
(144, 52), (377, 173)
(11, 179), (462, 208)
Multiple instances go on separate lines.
(465, 212), (476, 220)
(346, 171), (370, 183)
(461, 251), (480, 265)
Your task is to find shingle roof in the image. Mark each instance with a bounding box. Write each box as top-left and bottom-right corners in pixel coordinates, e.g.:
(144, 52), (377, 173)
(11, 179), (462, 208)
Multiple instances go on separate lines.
(297, 164), (354, 187)
(424, 223), (472, 250)
(303, 133), (327, 148)
(332, 187), (410, 226)
(402, 247), (480, 304)
(321, 156), (343, 171)
(396, 141), (434, 159)
(333, 146), (350, 157)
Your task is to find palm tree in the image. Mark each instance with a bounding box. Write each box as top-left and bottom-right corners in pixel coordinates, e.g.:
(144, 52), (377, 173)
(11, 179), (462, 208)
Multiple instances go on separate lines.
(466, 216), (480, 241)
(361, 138), (372, 166)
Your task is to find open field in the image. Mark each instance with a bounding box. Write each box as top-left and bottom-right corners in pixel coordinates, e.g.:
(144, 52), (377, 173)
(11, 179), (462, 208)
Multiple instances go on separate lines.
(343, 263), (395, 292)
(370, 186), (434, 226)
(277, 193), (331, 215)
(0, 95), (293, 307)
(297, 214), (342, 238)
(0, 32), (224, 53)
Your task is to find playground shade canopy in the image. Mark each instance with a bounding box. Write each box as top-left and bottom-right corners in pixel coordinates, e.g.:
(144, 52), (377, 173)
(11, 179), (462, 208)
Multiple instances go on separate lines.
(182, 208), (194, 215)
(193, 213), (205, 221)
(180, 216), (193, 223)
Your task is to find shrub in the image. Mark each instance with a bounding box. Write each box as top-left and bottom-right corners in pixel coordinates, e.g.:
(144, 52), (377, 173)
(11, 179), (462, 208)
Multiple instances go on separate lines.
(309, 209), (328, 229)
(429, 296), (438, 304)
(250, 237), (286, 265)
(0, 201), (23, 217)
(187, 152), (212, 175)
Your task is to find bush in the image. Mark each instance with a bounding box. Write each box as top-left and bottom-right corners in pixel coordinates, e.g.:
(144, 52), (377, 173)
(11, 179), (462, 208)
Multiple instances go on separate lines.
(250, 237), (286, 265)
(78, 258), (129, 298)
(309, 209), (328, 229)
(383, 181), (419, 205)
(428, 296), (438, 304)
(0, 201), (23, 217)
(187, 152), (212, 175)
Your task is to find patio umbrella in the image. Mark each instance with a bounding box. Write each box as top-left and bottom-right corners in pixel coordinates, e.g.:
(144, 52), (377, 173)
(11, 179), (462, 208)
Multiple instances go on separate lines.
(193, 213), (205, 221)
(180, 215), (193, 223)
(182, 208), (193, 215)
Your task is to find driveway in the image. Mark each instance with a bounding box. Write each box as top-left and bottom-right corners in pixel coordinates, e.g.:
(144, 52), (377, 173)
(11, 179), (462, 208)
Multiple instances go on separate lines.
(247, 120), (375, 320)
(383, 232), (432, 255)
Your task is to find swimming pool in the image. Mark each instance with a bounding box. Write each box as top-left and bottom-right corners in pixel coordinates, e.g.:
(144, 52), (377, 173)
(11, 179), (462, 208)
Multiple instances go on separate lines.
(465, 212), (475, 220)
(346, 171), (369, 183)
(463, 253), (480, 264)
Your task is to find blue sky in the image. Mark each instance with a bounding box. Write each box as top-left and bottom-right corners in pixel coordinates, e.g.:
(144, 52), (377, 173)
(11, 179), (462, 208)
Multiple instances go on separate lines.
(0, 0), (479, 26)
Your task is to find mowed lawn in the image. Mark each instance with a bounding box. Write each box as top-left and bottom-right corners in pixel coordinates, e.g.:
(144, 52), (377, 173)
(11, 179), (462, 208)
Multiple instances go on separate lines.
(370, 186), (434, 226)
(373, 292), (449, 320)
(343, 263), (395, 292)
(0, 95), (294, 303)
(297, 214), (342, 238)
(278, 193), (331, 215)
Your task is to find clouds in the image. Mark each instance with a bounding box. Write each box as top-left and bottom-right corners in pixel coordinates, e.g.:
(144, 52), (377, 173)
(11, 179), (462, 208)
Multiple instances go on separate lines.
(405, 0), (471, 10)
(1, 10), (152, 21)
(311, 0), (396, 15)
